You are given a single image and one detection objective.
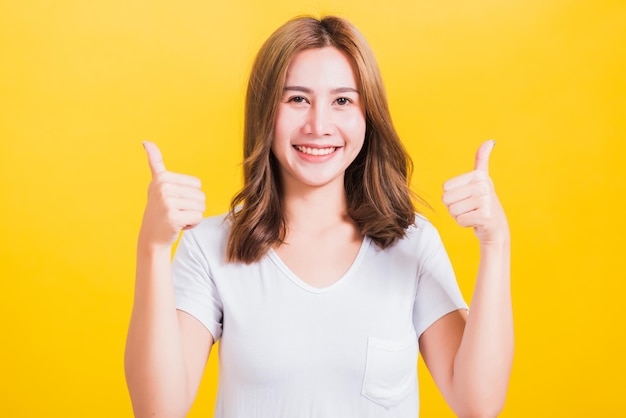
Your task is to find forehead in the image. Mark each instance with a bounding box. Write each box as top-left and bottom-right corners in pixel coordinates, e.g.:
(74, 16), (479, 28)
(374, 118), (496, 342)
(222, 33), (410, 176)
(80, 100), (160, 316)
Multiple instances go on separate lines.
(284, 47), (358, 88)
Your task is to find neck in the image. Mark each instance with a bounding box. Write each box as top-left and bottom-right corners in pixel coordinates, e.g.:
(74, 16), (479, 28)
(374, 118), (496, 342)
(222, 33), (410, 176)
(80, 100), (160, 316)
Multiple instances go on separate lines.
(281, 181), (351, 233)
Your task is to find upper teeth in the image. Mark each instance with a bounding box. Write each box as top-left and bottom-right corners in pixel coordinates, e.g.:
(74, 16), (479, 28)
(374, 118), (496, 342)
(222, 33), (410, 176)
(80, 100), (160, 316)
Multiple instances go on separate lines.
(294, 145), (336, 156)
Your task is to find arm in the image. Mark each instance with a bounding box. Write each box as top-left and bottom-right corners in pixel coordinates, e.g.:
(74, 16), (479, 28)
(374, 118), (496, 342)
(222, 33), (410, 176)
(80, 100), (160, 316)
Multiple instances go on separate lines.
(124, 142), (212, 418)
(420, 140), (513, 418)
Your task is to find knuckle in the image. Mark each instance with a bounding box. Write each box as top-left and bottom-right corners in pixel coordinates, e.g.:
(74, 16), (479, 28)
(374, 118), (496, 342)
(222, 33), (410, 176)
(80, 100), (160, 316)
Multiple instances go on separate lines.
(476, 181), (491, 196)
(473, 169), (487, 180)
(152, 171), (168, 185)
(160, 182), (173, 195)
(455, 214), (469, 227)
(150, 181), (168, 200)
(162, 195), (171, 207)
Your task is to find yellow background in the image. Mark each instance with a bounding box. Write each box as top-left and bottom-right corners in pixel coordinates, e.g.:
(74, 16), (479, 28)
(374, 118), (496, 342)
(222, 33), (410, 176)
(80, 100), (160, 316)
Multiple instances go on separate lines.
(1, 0), (624, 416)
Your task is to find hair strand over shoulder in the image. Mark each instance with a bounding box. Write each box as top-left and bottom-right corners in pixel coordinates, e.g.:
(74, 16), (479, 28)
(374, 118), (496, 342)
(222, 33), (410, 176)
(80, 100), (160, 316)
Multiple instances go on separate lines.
(227, 15), (423, 263)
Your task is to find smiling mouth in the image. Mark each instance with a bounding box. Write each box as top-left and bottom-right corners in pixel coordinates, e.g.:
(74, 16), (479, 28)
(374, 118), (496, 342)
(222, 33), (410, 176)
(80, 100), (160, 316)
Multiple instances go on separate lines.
(293, 145), (337, 156)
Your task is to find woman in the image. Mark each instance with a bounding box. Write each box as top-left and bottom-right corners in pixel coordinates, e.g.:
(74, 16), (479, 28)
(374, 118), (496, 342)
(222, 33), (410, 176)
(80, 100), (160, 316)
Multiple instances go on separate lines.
(125, 15), (513, 418)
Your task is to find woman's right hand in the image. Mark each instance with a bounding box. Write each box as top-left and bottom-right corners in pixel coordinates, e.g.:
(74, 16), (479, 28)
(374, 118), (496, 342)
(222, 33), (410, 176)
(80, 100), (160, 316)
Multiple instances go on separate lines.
(139, 141), (206, 250)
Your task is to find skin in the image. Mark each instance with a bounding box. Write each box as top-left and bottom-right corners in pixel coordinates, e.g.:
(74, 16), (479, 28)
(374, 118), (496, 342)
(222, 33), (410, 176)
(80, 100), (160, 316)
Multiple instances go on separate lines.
(124, 46), (513, 418)
(272, 47), (366, 192)
(271, 47), (366, 287)
(125, 142), (210, 417)
(423, 139), (513, 417)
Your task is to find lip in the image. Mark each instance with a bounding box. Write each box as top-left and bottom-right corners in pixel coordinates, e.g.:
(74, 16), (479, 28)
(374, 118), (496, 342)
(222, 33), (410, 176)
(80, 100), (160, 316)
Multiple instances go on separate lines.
(292, 144), (341, 161)
(292, 143), (341, 148)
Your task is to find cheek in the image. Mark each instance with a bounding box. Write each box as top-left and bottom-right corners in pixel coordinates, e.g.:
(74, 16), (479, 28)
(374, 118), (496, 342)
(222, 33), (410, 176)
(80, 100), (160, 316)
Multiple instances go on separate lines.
(273, 110), (290, 147)
(346, 112), (366, 143)
(274, 107), (300, 142)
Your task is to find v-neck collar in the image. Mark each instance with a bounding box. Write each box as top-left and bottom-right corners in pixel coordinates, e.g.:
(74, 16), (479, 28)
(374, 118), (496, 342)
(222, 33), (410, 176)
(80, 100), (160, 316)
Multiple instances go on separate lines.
(267, 236), (371, 293)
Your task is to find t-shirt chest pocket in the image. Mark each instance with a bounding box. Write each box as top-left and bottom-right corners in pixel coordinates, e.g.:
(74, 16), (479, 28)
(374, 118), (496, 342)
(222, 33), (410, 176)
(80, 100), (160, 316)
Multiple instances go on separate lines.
(361, 331), (418, 410)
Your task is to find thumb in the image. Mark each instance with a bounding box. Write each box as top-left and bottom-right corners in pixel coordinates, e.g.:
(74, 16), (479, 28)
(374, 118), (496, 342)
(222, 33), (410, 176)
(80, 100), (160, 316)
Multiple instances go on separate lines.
(143, 141), (166, 177)
(474, 139), (496, 173)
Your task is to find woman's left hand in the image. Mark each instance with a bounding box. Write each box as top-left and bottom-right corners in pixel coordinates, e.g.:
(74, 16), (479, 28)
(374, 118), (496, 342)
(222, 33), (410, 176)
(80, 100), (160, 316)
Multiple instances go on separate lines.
(442, 140), (509, 246)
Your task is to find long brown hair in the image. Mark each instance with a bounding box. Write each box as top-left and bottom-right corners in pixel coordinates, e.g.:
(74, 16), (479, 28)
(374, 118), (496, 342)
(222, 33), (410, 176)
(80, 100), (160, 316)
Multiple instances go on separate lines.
(227, 15), (419, 263)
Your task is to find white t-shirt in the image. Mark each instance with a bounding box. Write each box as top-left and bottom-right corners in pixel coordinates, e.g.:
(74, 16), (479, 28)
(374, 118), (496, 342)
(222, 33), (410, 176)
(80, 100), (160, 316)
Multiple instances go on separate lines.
(172, 213), (468, 418)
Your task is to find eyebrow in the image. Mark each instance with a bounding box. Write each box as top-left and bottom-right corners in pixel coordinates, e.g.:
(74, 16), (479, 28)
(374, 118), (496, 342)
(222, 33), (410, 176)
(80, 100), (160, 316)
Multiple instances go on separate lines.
(283, 86), (359, 94)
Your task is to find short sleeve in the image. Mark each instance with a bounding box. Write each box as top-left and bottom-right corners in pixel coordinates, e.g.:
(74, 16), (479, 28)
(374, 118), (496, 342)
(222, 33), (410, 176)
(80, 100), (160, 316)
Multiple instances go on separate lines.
(412, 221), (468, 338)
(172, 229), (223, 342)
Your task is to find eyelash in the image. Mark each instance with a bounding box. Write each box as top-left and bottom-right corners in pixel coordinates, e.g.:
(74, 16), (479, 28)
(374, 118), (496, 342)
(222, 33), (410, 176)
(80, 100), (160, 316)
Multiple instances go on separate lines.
(288, 96), (308, 104)
(286, 96), (353, 106)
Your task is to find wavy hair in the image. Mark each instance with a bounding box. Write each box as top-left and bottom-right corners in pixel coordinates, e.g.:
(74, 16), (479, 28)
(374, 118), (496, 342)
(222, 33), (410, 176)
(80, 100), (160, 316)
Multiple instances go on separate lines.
(227, 15), (420, 263)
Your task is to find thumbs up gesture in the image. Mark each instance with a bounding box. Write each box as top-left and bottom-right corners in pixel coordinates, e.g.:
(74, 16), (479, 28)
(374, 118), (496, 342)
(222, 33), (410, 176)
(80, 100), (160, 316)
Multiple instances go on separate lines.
(442, 140), (509, 245)
(138, 141), (206, 249)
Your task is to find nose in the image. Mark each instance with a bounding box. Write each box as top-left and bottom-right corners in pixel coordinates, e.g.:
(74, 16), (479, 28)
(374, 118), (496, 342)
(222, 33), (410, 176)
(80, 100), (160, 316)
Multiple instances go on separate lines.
(304, 103), (334, 137)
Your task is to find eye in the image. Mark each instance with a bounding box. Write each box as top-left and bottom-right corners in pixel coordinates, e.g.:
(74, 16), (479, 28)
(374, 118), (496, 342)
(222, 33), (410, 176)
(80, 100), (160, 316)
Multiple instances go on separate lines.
(335, 97), (351, 106)
(288, 96), (308, 104)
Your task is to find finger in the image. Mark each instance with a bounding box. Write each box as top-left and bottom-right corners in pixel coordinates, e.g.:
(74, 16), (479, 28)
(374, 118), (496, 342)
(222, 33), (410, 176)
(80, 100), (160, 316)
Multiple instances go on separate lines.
(167, 197), (206, 213)
(143, 141), (166, 177)
(442, 180), (490, 206)
(158, 171), (202, 189)
(181, 213), (204, 230)
(454, 210), (484, 229)
(176, 211), (204, 230)
(151, 182), (204, 205)
(474, 139), (496, 173)
(447, 197), (480, 220)
(443, 171), (475, 192)
(165, 185), (205, 202)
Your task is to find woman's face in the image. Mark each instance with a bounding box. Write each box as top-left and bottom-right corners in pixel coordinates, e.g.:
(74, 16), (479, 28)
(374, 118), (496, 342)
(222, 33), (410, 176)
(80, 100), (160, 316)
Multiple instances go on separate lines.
(272, 47), (366, 193)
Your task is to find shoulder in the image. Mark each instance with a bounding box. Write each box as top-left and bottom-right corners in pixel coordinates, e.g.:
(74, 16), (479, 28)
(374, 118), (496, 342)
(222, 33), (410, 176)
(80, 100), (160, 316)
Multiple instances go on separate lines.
(188, 212), (231, 236)
(411, 213), (435, 232)
(380, 214), (448, 264)
(177, 212), (232, 263)
(403, 214), (444, 248)
(369, 214), (444, 262)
